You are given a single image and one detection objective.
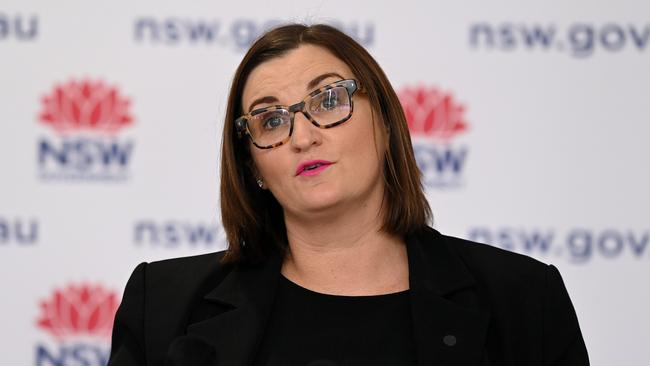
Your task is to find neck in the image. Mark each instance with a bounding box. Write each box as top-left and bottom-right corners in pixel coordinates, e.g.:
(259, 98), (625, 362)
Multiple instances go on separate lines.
(281, 199), (409, 296)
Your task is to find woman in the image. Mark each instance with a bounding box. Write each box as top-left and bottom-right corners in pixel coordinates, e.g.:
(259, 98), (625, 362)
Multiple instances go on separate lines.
(108, 24), (589, 366)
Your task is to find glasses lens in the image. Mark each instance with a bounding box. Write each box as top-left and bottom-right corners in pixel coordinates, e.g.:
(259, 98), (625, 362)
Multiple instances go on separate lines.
(307, 86), (352, 125)
(248, 108), (291, 146)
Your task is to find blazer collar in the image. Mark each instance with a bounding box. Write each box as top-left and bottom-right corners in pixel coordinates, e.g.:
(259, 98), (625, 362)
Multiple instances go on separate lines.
(186, 227), (490, 366)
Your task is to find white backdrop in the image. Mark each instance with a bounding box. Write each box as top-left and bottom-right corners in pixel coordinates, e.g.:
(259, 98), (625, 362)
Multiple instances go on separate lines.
(1, 0), (648, 365)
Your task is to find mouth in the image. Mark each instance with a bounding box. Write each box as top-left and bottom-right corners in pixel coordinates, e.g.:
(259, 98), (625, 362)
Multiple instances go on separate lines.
(296, 160), (334, 176)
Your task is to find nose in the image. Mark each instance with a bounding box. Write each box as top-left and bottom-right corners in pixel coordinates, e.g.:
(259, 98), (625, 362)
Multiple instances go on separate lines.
(290, 112), (321, 151)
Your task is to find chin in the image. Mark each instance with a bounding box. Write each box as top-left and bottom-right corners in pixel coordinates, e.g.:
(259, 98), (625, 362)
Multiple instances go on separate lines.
(297, 189), (343, 213)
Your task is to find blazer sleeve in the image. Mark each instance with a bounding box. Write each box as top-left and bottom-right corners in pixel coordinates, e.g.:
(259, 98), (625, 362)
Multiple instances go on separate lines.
(108, 262), (148, 366)
(543, 264), (590, 366)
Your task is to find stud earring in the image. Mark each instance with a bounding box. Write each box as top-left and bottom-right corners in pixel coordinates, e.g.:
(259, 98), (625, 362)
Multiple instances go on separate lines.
(256, 178), (264, 188)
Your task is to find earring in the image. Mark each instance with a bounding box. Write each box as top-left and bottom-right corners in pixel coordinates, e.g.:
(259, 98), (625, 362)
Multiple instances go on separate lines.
(256, 178), (264, 188)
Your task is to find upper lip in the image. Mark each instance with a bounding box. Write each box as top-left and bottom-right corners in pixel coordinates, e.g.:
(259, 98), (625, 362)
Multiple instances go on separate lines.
(295, 160), (334, 175)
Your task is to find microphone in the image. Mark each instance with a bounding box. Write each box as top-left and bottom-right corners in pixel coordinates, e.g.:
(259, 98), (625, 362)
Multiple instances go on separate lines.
(163, 335), (218, 366)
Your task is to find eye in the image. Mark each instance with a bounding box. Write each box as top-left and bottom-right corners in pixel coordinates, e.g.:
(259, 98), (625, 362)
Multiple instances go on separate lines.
(320, 90), (339, 110)
(262, 114), (288, 130)
(310, 89), (342, 114)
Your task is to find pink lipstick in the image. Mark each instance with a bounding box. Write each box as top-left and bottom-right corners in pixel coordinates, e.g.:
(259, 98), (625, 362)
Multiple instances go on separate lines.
(296, 160), (333, 176)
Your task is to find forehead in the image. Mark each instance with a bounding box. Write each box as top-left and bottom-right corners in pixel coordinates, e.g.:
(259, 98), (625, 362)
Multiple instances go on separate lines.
(242, 44), (354, 106)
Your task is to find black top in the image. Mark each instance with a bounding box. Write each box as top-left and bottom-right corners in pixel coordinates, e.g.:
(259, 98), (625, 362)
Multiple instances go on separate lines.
(252, 274), (418, 366)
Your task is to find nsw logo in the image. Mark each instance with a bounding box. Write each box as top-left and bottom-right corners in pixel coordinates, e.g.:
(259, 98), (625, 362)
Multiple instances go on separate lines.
(398, 86), (469, 188)
(35, 284), (119, 365)
(37, 79), (135, 181)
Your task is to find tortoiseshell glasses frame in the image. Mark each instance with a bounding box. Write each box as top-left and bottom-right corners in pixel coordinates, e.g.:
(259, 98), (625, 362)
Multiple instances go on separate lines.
(235, 79), (359, 149)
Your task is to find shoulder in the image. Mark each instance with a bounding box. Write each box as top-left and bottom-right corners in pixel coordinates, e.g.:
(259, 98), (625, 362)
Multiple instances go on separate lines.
(442, 231), (549, 281)
(144, 250), (229, 280)
(417, 227), (554, 295)
(109, 251), (233, 365)
(117, 250), (232, 313)
(139, 250), (233, 300)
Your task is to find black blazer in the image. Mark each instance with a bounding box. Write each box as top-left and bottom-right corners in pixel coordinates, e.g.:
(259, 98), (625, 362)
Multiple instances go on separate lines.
(108, 227), (589, 366)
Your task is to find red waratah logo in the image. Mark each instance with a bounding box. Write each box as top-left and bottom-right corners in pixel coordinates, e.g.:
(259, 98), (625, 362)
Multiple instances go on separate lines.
(37, 284), (119, 339)
(39, 79), (133, 133)
(398, 87), (468, 140)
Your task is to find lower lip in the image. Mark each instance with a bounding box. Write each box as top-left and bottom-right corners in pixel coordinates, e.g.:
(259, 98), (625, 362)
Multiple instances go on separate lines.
(298, 164), (332, 176)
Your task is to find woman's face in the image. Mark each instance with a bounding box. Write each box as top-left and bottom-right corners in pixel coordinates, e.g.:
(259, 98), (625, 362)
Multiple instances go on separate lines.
(242, 44), (387, 220)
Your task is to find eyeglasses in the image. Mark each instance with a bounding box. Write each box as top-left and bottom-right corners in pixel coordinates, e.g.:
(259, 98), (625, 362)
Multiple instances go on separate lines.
(235, 79), (359, 149)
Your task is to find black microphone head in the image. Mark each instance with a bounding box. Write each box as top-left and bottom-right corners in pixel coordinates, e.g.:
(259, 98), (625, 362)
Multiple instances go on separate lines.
(164, 334), (218, 366)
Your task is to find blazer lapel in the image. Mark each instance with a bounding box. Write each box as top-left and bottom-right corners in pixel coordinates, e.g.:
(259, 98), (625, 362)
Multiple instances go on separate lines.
(186, 253), (282, 366)
(407, 228), (491, 366)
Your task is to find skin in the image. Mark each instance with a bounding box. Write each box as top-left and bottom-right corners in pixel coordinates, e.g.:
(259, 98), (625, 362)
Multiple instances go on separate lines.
(243, 44), (409, 296)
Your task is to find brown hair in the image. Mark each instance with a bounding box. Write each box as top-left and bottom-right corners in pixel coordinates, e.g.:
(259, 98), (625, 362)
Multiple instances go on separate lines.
(220, 23), (431, 265)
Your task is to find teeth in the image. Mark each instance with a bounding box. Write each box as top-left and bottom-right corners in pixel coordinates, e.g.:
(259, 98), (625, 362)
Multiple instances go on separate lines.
(305, 163), (322, 171)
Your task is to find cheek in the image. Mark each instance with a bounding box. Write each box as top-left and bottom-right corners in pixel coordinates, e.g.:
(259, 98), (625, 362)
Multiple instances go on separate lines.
(250, 150), (271, 179)
(347, 112), (386, 166)
(253, 151), (289, 184)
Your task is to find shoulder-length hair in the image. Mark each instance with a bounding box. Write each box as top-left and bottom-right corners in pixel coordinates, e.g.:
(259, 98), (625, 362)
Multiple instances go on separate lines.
(220, 23), (431, 265)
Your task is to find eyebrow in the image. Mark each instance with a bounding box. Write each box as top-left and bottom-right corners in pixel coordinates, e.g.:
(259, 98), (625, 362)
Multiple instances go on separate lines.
(247, 72), (345, 113)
